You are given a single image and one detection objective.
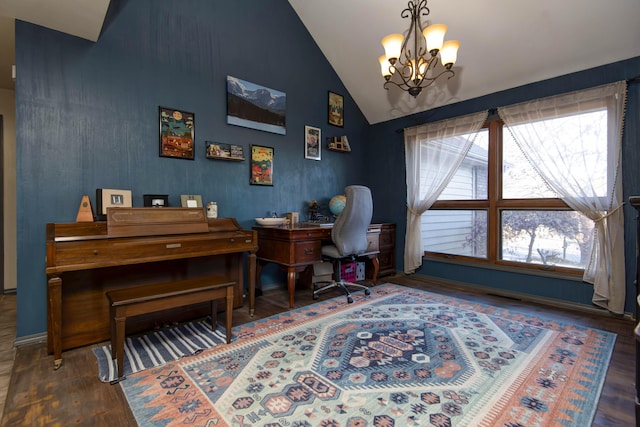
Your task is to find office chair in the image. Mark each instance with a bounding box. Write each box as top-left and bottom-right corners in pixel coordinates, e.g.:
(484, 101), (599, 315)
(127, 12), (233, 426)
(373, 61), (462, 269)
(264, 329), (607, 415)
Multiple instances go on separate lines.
(313, 185), (373, 303)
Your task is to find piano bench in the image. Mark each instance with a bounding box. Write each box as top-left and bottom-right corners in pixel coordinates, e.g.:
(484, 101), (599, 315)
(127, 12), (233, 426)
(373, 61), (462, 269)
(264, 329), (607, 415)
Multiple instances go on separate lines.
(106, 276), (235, 381)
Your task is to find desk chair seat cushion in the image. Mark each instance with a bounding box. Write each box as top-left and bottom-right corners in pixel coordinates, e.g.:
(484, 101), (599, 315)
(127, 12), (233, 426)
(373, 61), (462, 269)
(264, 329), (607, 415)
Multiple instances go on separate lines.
(321, 244), (344, 259)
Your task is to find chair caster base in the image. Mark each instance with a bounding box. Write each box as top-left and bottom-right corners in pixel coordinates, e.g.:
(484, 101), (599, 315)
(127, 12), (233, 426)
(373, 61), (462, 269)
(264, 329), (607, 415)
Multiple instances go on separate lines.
(347, 296), (353, 303)
(364, 288), (371, 296)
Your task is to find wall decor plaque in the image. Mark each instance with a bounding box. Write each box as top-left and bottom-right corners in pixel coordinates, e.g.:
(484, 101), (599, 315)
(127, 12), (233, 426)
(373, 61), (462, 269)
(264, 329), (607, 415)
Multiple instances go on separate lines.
(206, 141), (244, 161)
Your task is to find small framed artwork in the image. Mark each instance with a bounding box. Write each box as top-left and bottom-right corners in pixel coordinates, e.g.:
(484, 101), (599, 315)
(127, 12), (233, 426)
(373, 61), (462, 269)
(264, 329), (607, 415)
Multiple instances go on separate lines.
(328, 91), (344, 127)
(250, 145), (274, 186)
(180, 194), (203, 207)
(304, 125), (321, 160)
(96, 188), (132, 217)
(206, 141), (245, 161)
(159, 106), (195, 160)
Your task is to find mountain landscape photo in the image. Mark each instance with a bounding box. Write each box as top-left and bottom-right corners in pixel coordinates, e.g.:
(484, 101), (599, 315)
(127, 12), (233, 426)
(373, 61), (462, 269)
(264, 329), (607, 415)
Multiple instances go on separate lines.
(226, 76), (286, 135)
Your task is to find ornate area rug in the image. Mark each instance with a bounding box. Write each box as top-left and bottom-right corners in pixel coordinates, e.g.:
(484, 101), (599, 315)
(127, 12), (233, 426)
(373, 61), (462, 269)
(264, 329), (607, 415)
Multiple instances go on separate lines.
(120, 283), (615, 426)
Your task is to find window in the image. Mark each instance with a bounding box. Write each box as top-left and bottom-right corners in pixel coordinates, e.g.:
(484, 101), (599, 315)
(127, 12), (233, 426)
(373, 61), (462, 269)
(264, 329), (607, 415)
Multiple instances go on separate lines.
(422, 109), (609, 274)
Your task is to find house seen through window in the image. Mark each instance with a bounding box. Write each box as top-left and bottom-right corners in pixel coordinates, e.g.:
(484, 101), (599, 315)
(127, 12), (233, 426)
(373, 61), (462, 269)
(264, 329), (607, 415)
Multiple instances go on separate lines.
(421, 109), (609, 274)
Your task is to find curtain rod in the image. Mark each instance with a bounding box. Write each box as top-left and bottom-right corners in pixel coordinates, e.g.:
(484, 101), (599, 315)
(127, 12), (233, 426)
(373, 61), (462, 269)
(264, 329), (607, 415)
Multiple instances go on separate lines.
(395, 108), (497, 134)
(395, 78), (638, 134)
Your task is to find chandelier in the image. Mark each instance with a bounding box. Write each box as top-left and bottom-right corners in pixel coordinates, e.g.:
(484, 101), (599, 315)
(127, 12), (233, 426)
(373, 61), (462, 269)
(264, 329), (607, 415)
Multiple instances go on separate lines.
(379, 0), (460, 97)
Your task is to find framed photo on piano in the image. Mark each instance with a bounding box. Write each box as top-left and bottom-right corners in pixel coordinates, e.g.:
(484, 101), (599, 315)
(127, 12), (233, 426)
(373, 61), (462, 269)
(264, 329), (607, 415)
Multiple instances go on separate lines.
(180, 194), (203, 207)
(96, 188), (132, 218)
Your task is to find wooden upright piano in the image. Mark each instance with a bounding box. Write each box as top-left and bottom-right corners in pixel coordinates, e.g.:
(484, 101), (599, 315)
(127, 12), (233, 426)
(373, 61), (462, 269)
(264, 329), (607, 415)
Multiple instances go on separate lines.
(45, 208), (257, 369)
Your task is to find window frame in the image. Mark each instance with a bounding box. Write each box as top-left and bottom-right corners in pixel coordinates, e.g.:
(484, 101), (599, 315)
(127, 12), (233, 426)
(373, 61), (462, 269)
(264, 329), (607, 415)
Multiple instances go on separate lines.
(425, 119), (584, 276)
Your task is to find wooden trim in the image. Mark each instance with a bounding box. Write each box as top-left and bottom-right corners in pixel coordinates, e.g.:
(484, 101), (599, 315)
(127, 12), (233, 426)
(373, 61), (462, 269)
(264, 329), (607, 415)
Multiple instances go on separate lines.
(425, 117), (588, 275)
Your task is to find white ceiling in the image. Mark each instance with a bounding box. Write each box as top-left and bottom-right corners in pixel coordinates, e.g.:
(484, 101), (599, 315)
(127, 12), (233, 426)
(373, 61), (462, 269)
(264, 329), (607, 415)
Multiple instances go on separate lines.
(0, 0), (109, 41)
(1, 0), (639, 124)
(289, 0), (640, 124)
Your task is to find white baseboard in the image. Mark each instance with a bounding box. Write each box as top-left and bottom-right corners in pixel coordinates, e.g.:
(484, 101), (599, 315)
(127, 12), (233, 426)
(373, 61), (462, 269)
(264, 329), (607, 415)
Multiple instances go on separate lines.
(14, 332), (46, 347)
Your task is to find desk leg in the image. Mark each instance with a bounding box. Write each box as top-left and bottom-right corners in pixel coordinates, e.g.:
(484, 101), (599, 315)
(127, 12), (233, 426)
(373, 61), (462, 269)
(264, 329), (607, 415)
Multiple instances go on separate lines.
(248, 253), (256, 317)
(287, 267), (296, 308)
(371, 254), (379, 285)
(47, 275), (63, 370)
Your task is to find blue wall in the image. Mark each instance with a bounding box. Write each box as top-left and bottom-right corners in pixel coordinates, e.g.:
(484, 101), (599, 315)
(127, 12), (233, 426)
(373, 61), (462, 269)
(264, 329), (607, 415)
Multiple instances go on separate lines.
(15, 0), (371, 337)
(14, 0), (640, 338)
(367, 57), (640, 314)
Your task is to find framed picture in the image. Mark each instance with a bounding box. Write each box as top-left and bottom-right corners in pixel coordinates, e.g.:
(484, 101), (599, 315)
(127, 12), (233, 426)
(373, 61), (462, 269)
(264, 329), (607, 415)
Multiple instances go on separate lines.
(206, 141), (245, 161)
(180, 194), (203, 208)
(159, 106), (195, 160)
(328, 91), (344, 127)
(143, 194), (169, 207)
(227, 76), (286, 135)
(96, 188), (132, 217)
(304, 125), (321, 160)
(250, 145), (274, 186)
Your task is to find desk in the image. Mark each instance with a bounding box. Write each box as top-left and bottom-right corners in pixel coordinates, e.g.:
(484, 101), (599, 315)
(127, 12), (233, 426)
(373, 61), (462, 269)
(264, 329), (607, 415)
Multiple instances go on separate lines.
(254, 223), (380, 308)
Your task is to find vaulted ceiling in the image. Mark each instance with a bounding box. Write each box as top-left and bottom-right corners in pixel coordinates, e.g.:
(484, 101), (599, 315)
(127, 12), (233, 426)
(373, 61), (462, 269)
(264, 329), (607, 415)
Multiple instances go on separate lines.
(1, 0), (639, 124)
(0, 0), (110, 91)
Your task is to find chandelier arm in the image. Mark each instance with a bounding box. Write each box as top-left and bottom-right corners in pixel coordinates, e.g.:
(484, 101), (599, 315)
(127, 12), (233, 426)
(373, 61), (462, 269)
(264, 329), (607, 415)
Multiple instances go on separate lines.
(383, 79), (410, 91)
(412, 55), (438, 86)
(420, 68), (456, 86)
(388, 62), (418, 88)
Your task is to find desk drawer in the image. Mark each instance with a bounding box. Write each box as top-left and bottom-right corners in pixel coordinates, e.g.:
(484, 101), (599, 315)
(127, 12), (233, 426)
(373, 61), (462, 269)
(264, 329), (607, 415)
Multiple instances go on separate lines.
(294, 241), (322, 263)
(366, 234), (379, 252)
(380, 230), (395, 248)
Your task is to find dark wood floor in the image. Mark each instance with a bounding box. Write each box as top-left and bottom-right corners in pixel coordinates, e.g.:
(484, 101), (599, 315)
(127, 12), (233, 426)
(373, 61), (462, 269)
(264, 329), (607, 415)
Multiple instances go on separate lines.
(0, 275), (636, 427)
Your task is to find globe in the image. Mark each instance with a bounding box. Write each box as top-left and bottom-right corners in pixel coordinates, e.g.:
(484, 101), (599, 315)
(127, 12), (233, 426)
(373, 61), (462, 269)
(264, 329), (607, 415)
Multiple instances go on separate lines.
(329, 194), (346, 217)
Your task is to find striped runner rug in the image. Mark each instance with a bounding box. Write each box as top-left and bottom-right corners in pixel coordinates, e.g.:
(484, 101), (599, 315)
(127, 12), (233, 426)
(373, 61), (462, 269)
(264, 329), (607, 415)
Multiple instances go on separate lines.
(92, 317), (229, 383)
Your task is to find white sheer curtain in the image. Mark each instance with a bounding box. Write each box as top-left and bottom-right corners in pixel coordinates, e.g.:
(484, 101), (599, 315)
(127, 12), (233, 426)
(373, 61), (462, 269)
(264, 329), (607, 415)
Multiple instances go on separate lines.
(404, 111), (488, 274)
(498, 81), (627, 314)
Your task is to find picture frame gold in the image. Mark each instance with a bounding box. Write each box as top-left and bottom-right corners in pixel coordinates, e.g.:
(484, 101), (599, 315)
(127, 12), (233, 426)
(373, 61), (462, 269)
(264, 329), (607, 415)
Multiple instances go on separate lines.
(180, 194), (203, 208)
